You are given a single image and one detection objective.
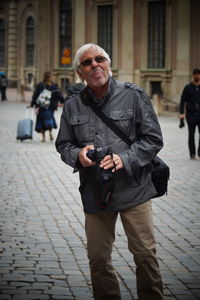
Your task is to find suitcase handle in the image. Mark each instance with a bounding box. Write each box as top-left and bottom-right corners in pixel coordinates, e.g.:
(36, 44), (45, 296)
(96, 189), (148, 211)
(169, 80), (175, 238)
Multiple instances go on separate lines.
(26, 107), (34, 119)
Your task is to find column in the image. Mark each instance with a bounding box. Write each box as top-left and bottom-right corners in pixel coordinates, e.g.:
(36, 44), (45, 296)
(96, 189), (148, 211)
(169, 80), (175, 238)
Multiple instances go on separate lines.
(172, 0), (190, 101)
(118, 0), (134, 83)
(73, 0), (86, 81)
(74, 0), (85, 52)
(7, 0), (18, 84)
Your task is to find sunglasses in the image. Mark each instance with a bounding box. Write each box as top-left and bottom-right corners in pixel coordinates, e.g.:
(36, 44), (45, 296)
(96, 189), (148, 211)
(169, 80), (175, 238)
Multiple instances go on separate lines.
(80, 56), (107, 67)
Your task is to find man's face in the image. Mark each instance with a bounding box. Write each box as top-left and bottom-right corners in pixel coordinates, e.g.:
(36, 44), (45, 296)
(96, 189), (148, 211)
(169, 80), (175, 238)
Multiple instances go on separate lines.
(77, 48), (110, 90)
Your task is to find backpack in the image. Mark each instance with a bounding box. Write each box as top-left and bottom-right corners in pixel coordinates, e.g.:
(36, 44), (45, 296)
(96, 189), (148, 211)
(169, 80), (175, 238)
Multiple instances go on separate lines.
(36, 89), (52, 109)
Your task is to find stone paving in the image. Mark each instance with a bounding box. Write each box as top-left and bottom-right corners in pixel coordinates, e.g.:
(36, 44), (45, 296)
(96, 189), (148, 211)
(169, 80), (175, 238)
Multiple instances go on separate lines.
(0, 99), (200, 300)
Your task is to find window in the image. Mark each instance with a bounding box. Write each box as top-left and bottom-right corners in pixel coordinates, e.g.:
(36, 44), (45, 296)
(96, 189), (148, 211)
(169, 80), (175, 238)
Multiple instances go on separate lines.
(98, 5), (113, 61)
(60, 0), (72, 67)
(148, 1), (166, 69)
(0, 19), (5, 67)
(26, 17), (35, 66)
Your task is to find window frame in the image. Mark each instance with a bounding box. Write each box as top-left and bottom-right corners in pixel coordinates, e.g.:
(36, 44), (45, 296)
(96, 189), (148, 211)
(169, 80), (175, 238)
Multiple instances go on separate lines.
(26, 16), (35, 67)
(97, 4), (113, 61)
(59, 0), (72, 68)
(147, 0), (166, 69)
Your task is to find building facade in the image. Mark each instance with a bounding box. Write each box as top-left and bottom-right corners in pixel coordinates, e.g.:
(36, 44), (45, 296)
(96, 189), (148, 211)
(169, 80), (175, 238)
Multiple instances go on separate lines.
(0, 0), (199, 109)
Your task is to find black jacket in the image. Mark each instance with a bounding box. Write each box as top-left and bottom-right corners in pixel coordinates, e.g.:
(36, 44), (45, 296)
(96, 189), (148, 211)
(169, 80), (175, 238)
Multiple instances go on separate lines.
(31, 82), (65, 110)
(180, 83), (200, 115)
(56, 77), (163, 213)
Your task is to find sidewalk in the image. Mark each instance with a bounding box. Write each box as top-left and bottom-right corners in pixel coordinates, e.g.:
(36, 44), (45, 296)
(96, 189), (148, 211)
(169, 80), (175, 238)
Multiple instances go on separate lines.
(0, 101), (200, 300)
(4, 88), (33, 103)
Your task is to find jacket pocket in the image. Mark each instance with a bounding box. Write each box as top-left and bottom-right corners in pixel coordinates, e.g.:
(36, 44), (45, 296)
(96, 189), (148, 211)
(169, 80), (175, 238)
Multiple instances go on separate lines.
(70, 114), (90, 142)
(109, 109), (133, 136)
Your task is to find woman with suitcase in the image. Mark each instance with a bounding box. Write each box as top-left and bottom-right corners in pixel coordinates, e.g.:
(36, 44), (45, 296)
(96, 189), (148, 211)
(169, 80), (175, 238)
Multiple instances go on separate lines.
(29, 71), (65, 142)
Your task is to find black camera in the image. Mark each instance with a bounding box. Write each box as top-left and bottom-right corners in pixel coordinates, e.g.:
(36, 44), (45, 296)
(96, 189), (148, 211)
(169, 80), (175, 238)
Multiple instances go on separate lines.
(179, 119), (185, 128)
(86, 146), (113, 182)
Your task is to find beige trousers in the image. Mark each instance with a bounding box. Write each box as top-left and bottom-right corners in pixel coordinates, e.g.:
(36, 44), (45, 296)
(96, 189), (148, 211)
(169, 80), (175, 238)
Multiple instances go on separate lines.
(85, 201), (163, 300)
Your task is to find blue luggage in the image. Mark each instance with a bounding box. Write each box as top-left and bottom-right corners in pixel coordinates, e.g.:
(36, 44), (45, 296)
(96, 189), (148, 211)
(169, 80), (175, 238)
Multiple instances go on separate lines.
(17, 108), (33, 142)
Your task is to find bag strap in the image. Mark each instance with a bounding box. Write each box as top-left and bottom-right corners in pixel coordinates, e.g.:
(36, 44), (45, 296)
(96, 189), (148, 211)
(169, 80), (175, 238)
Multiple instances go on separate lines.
(87, 98), (132, 147)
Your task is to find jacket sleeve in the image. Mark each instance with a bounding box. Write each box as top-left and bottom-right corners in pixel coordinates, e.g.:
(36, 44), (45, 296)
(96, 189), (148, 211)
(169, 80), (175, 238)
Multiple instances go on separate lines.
(31, 83), (43, 107)
(53, 84), (65, 104)
(179, 85), (188, 114)
(55, 100), (83, 172)
(55, 90), (65, 104)
(118, 89), (163, 177)
(58, 92), (65, 104)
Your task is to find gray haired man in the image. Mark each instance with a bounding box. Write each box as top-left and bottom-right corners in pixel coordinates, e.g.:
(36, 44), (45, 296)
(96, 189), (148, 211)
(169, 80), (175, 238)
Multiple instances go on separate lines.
(56, 43), (164, 300)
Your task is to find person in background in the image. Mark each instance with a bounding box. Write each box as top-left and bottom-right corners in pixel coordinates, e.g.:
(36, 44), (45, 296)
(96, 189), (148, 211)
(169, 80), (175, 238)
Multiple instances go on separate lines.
(29, 71), (65, 142)
(0, 72), (8, 101)
(56, 43), (164, 300)
(66, 80), (85, 99)
(179, 68), (200, 160)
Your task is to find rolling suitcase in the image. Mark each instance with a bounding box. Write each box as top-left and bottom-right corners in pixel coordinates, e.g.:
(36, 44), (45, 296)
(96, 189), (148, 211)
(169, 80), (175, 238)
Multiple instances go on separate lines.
(16, 108), (33, 142)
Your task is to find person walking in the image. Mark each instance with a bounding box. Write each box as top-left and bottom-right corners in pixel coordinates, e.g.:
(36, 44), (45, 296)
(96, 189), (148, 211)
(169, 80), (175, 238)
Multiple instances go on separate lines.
(179, 68), (200, 160)
(0, 73), (8, 101)
(29, 71), (65, 142)
(56, 43), (164, 300)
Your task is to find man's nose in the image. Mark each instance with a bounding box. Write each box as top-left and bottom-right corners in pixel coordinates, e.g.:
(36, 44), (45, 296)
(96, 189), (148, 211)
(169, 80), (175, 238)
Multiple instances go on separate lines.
(91, 58), (98, 67)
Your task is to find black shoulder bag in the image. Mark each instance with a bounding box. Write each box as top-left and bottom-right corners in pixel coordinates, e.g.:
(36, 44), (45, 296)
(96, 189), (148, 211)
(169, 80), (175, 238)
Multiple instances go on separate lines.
(87, 99), (170, 198)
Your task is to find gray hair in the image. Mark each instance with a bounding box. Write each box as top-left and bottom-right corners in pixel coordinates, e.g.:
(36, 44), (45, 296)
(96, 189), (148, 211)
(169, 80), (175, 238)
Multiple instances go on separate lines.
(73, 43), (111, 72)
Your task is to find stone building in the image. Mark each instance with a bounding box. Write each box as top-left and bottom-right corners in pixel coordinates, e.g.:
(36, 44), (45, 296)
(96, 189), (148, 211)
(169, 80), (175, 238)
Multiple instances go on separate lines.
(0, 0), (199, 110)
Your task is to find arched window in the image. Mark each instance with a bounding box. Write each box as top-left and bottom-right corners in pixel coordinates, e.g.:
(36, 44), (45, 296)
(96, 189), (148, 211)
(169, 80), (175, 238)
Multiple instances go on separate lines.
(60, 0), (72, 67)
(26, 16), (35, 66)
(0, 19), (5, 67)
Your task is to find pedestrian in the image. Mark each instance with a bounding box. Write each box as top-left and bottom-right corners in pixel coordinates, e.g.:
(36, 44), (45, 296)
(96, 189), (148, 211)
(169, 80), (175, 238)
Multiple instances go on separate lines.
(66, 80), (85, 99)
(29, 71), (65, 142)
(0, 72), (8, 101)
(56, 43), (164, 300)
(179, 68), (200, 160)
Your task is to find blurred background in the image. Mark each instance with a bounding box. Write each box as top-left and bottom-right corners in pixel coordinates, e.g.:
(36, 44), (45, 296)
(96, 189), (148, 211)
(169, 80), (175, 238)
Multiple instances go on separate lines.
(0, 0), (199, 112)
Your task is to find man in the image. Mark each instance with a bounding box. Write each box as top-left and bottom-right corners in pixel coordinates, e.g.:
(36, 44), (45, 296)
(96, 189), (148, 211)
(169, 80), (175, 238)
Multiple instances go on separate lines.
(56, 43), (164, 300)
(0, 72), (8, 101)
(179, 68), (200, 160)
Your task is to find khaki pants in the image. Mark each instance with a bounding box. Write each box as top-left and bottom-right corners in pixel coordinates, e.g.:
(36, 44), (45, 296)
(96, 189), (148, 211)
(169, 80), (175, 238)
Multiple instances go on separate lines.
(85, 201), (163, 300)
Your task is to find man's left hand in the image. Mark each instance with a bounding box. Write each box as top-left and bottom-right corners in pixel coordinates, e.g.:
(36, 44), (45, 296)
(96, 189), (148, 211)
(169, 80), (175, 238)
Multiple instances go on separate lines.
(100, 154), (123, 172)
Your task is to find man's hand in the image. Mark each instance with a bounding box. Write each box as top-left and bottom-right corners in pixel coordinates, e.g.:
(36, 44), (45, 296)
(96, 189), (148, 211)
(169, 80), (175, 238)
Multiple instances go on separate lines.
(79, 145), (96, 167)
(100, 154), (123, 172)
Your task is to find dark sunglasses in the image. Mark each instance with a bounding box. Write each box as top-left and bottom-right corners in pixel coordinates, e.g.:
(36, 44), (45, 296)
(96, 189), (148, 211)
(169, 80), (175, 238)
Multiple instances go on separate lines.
(80, 56), (107, 67)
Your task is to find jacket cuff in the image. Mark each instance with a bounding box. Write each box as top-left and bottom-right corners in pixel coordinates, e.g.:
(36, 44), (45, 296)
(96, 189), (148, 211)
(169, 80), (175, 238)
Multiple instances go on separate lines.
(73, 157), (84, 173)
(118, 151), (137, 177)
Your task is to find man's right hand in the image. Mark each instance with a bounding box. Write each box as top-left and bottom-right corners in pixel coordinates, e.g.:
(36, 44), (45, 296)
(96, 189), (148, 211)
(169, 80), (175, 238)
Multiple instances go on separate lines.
(79, 145), (96, 167)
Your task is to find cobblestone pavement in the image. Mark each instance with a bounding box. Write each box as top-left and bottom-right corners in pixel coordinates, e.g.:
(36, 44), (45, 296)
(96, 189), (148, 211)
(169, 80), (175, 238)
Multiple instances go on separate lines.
(0, 101), (200, 300)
